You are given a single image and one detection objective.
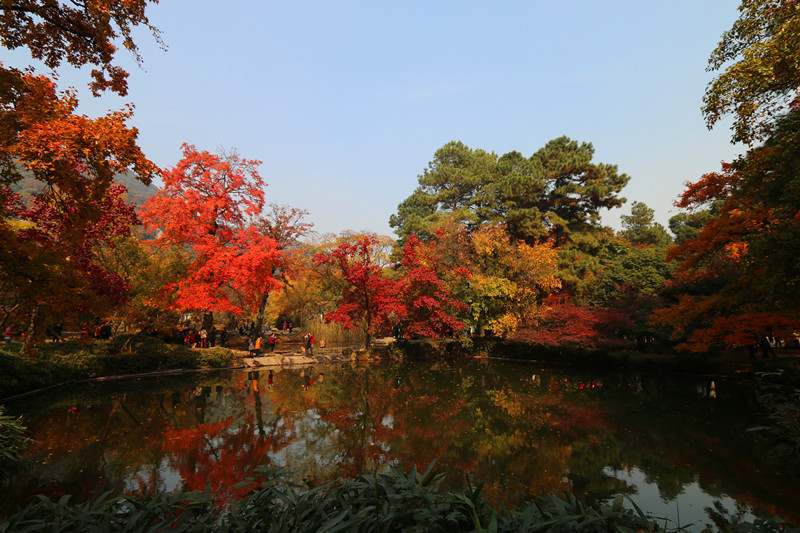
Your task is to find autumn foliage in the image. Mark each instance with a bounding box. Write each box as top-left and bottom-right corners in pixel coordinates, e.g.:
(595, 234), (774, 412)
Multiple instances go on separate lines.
(0, 0), (162, 96)
(139, 145), (283, 317)
(0, 0), (162, 351)
(312, 233), (473, 344)
(652, 110), (800, 351)
(395, 233), (467, 337)
(0, 66), (157, 352)
(512, 296), (632, 350)
(313, 236), (405, 344)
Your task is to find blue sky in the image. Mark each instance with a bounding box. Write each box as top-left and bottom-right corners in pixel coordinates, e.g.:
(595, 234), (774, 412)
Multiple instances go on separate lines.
(5, 1), (746, 238)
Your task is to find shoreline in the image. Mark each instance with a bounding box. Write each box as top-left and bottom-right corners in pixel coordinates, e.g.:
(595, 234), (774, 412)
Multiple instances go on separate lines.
(3, 336), (799, 403)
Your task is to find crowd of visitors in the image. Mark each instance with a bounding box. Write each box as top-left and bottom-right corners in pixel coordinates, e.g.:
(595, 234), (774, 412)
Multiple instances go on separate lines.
(176, 319), (319, 359)
(180, 325), (230, 348)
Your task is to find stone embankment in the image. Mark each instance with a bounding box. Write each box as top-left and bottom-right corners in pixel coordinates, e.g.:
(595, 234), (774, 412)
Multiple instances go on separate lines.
(235, 331), (378, 367)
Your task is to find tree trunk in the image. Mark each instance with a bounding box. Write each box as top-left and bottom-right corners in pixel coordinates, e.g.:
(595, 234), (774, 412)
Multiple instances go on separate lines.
(554, 225), (565, 248)
(0, 303), (20, 330)
(21, 305), (39, 359)
(364, 297), (372, 348)
(254, 269), (279, 333)
(201, 311), (214, 332)
(254, 291), (270, 334)
(120, 329), (145, 353)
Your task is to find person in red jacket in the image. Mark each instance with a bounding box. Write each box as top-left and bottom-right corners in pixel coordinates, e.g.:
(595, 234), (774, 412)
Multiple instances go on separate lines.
(4, 324), (15, 344)
(269, 332), (277, 352)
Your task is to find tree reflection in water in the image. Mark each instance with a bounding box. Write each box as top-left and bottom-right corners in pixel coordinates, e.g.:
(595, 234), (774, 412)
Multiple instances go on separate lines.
(5, 361), (799, 527)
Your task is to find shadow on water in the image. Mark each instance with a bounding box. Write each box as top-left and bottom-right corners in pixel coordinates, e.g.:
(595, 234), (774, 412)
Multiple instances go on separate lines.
(2, 360), (798, 529)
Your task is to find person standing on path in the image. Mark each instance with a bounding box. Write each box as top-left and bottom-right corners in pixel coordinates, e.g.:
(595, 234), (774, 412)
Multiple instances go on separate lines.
(269, 332), (277, 352)
(219, 326), (228, 347)
(759, 335), (777, 358)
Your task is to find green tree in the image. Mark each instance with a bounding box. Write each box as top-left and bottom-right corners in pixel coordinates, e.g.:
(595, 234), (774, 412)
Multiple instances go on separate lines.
(668, 213), (702, 245)
(527, 136), (629, 247)
(389, 141), (497, 241)
(667, 200), (723, 245)
(494, 150), (548, 244)
(594, 244), (676, 306)
(390, 137), (629, 249)
(553, 226), (621, 304)
(388, 189), (437, 241)
(620, 201), (671, 247)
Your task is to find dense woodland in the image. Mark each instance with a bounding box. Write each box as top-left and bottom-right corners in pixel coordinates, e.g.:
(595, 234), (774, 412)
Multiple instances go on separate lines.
(1, 0), (799, 360)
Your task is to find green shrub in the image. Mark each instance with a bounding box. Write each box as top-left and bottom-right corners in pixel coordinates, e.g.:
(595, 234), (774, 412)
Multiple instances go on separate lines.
(1, 463), (795, 532)
(0, 335), (237, 399)
(195, 347), (236, 368)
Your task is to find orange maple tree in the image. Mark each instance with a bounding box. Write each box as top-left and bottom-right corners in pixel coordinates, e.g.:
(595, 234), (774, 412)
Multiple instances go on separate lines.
(0, 0), (162, 95)
(0, 66), (157, 353)
(652, 110), (800, 351)
(0, 0), (161, 350)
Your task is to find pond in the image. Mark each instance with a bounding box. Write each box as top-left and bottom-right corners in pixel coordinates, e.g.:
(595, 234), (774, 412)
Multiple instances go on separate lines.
(2, 360), (798, 530)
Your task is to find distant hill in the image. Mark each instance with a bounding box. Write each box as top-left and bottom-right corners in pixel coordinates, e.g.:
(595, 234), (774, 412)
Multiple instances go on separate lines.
(116, 172), (159, 208)
(9, 170), (158, 209)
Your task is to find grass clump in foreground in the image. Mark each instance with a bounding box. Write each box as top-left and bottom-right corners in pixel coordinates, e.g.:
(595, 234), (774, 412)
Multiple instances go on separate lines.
(0, 463), (796, 533)
(0, 406), (29, 485)
(0, 335), (236, 399)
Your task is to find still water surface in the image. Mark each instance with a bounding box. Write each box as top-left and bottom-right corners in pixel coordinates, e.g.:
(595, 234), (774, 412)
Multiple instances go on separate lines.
(3, 360), (798, 530)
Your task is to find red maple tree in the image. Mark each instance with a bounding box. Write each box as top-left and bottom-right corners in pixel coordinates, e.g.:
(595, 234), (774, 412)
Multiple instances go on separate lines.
(251, 204), (314, 331)
(396, 233), (467, 338)
(313, 236), (404, 345)
(0, 0), (161, 352)
(139, 144), (282, 323)
(512, 296), (632, 350)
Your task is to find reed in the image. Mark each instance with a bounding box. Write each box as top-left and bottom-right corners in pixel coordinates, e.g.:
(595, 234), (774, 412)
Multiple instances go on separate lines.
(304, 316), (365, 346)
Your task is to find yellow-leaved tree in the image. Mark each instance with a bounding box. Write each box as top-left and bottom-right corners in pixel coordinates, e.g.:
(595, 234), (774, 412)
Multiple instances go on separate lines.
(437, 222), (561, 336)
